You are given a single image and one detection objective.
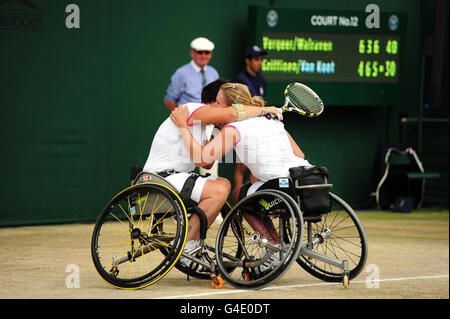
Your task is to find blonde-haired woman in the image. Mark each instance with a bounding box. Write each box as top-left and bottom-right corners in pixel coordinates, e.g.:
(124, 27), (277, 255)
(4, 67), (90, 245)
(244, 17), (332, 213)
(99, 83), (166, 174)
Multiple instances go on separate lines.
(171, 83), (310, 272)
(217, 83), (306, 202)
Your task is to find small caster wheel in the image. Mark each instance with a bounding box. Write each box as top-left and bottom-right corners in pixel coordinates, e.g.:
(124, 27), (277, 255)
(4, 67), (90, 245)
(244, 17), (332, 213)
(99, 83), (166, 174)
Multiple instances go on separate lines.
(343, 274), (349, 289)
(110, 266), (119, 277)
(211, 275), (224, 289)
(242, 271), (251, 282)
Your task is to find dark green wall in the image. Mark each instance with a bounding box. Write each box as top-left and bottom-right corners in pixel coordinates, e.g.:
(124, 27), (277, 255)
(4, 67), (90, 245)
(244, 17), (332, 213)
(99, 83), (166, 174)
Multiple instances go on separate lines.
(1, 0), (447, 227)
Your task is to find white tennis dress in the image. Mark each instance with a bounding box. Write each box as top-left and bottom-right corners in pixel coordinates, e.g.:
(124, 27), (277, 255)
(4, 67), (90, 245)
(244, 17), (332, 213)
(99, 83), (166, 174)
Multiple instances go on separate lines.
(225, 116), (311, 195)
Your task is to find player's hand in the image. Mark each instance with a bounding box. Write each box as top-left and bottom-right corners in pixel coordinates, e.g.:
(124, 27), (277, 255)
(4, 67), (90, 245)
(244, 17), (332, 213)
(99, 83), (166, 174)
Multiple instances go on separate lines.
(265, 106), (283, 121)
(170, 104), (189, 128)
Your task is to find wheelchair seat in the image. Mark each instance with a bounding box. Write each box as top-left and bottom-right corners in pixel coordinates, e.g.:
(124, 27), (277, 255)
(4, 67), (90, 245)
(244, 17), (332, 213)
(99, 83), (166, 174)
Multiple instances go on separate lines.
(130, 166), (211, 241)
(130, 165), (176, 190)
(258, 177), (297, 196)
(237, 177), (296, 204)
(236, 177), (297, 217)
(130, 166), (201, 210)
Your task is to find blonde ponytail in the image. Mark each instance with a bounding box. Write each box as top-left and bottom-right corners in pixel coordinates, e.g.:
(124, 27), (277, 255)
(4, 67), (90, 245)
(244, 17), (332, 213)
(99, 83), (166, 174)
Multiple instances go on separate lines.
(220, 83), (265, 107)
(250, 96), (265, 107)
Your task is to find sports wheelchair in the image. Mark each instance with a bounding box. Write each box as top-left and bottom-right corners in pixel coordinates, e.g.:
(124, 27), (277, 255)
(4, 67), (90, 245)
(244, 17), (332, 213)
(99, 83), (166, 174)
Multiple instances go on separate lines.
(91, 167), (233, 289)
(91, 166), (367, 290)
(214, 166), (368, 289)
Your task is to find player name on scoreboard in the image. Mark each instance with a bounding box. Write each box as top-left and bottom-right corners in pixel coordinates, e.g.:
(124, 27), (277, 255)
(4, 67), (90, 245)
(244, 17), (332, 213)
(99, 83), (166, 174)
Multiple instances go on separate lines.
(262, 59), (335, 75)
(261, 31), (400, 83)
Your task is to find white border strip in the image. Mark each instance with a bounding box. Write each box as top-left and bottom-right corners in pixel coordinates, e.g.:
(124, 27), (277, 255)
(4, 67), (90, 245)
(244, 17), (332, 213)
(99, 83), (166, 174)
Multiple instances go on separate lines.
(155, 274), (449, 299)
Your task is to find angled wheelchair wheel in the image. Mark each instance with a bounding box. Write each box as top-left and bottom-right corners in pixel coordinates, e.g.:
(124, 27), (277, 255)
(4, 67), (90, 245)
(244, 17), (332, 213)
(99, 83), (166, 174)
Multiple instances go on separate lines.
(91, 183), (188, 289)
(296, 192), (368, 282)
(215, 190), (303, 289)
(164, 201), (237, 280)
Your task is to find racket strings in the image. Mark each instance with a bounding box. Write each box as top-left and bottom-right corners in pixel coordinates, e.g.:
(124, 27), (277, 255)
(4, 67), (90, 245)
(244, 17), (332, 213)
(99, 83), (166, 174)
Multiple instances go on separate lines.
(287, 86), (323, 114)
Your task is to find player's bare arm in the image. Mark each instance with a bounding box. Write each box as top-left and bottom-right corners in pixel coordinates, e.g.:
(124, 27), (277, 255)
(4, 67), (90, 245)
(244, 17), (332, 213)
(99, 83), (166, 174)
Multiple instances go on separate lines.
(285, 129), (305, 159)
(187, 105), (282, 126)
(164, 99), (178, 112)
(233, 163), (247, 189)
(170, 105), (239, 167)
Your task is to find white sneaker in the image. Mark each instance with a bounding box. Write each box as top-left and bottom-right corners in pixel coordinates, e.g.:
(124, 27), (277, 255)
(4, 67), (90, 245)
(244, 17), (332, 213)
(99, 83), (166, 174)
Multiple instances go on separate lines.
(256, 249), (282, 274)
(178, 240), (209, 272)
(255, 243), (292, 275)
(183, 239), (201, 252)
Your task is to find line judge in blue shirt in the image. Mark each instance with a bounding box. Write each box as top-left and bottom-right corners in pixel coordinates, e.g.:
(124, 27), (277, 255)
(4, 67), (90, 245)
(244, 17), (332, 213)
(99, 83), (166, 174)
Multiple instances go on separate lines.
(164, 37), (220, 112)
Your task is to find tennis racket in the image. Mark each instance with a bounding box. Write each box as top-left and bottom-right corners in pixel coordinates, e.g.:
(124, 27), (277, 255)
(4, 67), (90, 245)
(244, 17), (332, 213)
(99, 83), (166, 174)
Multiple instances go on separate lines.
(266, 82), (324, 119)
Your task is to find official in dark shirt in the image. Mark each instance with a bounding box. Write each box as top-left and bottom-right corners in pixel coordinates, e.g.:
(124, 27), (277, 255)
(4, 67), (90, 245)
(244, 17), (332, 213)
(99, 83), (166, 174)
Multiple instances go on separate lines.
(233, 45), (268, 98)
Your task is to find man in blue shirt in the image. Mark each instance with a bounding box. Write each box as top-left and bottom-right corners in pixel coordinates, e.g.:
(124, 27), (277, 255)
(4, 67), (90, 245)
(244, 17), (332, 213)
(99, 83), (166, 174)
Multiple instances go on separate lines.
(233, 45), (268, 98)
(164, 37), (219, 112)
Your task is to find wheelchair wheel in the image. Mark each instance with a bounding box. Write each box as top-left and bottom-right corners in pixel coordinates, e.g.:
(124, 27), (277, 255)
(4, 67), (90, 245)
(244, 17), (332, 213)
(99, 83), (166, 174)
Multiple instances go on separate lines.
(215, 190), (303, 289)
(91, 183), (188, 289)
(163, 201), (237, 280)
(296, 192), (368, 282)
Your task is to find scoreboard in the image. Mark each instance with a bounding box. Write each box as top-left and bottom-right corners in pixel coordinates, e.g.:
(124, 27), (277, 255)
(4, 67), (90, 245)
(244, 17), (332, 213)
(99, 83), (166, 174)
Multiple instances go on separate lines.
(261, 32), (400, 82)
(247, 6), (406, 106)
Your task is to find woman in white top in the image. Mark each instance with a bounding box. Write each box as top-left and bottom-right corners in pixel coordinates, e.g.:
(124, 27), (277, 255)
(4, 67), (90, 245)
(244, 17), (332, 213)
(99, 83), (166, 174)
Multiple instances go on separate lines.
(171, 83), (310, 244)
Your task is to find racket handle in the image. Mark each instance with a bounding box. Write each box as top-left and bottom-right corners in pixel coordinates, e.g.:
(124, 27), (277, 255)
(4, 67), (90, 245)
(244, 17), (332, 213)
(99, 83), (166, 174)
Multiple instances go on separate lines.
(265, 113), (282, 120)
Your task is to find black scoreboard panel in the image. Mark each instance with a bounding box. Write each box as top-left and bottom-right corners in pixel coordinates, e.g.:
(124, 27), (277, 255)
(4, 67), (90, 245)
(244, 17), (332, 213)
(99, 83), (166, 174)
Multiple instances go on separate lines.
(261, 31), (400, 83)
(247, 6), (407, 106)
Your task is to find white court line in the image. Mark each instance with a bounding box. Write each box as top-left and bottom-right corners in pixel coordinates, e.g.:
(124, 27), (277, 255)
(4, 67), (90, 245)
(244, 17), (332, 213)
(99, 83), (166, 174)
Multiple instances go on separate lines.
(154, 274), (449, 299)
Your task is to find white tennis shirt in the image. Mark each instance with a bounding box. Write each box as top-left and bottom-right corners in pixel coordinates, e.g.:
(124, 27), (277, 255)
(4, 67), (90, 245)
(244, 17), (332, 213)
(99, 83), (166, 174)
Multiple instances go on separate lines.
(225, 117), (311, 181)
(143, 103), (207, 173)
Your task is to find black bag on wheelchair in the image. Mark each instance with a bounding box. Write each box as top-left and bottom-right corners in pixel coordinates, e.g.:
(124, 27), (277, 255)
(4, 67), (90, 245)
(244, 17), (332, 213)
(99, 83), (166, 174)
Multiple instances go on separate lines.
(289, 165), (332, 217)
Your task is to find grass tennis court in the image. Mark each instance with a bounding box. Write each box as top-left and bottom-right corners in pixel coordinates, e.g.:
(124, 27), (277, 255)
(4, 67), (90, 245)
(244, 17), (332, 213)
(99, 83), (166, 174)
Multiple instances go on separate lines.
(0, 209), (447, 299)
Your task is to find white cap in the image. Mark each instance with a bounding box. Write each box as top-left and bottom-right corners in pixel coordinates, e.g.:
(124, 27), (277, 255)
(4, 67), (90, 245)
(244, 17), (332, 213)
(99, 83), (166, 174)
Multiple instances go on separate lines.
(190, 37), (215, 51)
